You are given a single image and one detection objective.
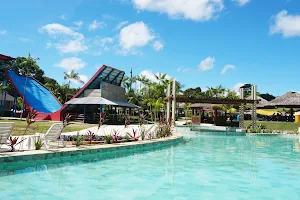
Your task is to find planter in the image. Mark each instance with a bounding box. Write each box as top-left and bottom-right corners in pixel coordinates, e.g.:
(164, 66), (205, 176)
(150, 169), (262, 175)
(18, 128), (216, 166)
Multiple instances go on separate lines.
(66, 141), (105, 145)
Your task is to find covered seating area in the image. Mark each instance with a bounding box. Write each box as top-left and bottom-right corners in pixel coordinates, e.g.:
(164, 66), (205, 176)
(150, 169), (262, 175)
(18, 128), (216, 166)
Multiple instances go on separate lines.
(257, 91), (300, 122)
(63, 65), (138, 124)
(177, 96), (258, 127)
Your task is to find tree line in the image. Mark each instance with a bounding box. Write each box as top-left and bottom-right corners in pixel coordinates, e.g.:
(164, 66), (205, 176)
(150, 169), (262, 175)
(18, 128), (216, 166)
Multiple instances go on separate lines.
(0, 54), (84, 110)
(1, 53), (275, 117)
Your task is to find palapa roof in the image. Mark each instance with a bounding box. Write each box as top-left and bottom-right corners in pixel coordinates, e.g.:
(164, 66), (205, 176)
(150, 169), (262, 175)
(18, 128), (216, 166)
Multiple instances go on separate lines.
(246, 96), (269, 108)
(267, 91), (300, 108)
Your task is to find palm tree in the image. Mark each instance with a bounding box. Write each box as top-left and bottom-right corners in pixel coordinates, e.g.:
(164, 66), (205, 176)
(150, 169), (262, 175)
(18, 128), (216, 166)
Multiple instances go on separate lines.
(18, 53), (39, 118)
(205, 85), (226, 98)
(64, 70), (84, 102)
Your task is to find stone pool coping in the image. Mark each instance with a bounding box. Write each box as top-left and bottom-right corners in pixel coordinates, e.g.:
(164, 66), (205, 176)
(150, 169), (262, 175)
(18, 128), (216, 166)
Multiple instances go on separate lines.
(0, 135), (183, 164)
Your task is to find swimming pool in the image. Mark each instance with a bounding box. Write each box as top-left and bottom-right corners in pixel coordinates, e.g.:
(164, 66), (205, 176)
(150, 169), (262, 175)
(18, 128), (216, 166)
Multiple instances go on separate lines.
(1, 132), (300, 199)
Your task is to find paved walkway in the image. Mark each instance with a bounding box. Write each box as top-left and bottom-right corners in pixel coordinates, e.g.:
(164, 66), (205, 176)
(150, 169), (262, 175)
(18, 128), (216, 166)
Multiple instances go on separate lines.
(0, 124), (156, 152)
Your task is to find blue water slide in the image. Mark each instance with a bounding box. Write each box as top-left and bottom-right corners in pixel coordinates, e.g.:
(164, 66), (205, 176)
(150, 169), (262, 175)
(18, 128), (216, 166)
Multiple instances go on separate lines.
(6, 70), (62, 113)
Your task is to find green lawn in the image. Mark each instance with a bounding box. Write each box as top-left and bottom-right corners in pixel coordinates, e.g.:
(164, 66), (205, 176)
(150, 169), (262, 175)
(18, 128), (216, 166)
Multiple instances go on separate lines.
(0, 119), (96, 136)
(245, 120), (300, 132)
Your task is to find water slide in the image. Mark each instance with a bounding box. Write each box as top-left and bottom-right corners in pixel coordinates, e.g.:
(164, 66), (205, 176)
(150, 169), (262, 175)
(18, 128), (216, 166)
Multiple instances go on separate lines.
(6, 70), (62, 119)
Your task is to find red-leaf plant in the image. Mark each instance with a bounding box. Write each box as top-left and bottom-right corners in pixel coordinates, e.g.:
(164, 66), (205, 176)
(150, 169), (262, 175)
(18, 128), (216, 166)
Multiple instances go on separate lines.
(85, 130), (95, 145)
(111, 129), (120, 143)
(147, 132), (153, 140)
(8, 136), (27, 152)
(126, 129), (139, 141)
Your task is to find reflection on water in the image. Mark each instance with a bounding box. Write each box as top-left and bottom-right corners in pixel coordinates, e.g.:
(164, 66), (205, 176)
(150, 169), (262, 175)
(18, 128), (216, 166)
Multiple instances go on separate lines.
(1, 132), (300, 199)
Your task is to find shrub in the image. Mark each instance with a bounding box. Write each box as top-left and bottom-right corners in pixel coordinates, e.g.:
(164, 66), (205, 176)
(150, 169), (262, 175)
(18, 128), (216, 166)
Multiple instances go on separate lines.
(111, 129), (120, 143)
(127, 129), (139, 141)
(85, 130), (95, 144)
(34, 137), (44, 150)
(156, 120), (173, 138)
(125, 135), (130, 142)
(105, 135), (112, 144)
(75, 132), (84, 147)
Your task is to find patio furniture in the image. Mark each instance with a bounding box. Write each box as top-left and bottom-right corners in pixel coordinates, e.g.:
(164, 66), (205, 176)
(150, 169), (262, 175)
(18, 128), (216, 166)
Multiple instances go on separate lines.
(0, 122), (14, 146)
(43, 123), (65, 149)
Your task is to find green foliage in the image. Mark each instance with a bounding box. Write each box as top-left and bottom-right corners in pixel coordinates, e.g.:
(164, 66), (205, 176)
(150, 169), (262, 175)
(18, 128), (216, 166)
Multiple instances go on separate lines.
(125, 135), (130, 142)
(246, 124), (273, 133)
(156, 121), (173, 138)
(105, 135), (112, 144)
(259, 93), (276, 101)
(34, 137), (44, 150)
(75, 133), (84, 147)
(244, 121), (299, 132)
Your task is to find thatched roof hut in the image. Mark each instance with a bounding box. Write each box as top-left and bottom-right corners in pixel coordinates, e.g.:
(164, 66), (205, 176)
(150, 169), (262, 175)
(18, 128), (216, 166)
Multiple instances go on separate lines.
(267, 91), (300, 108)
(246, 96), (269, 108)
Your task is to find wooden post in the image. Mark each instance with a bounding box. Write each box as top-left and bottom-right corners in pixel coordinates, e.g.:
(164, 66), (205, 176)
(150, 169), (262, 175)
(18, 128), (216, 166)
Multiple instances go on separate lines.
(251, 85), (257, 128)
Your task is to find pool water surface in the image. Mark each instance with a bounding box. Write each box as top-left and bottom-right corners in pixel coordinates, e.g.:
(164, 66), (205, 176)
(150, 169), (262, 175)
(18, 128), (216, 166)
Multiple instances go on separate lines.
(1, 133), (300, 199)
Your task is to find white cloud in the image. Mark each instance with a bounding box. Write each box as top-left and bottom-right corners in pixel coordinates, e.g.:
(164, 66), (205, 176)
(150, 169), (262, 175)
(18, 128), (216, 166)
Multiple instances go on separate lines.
(78, 75), (88, 84)
(88, 20), (106, 31)
(0, 30), (7, 35)
(46, 42), (52, 48)
(39, 23), (87, 53)
(54, 57), (86, 71)
(59, 15), (67, 21)
(18, 37), (31, 42)
(177, 67), (191, 72)
(270, 10), (300, 38)
(132, 0), (224, 21)
(198, 56), (215, 71)
(102, 14), (116, 20)
(100, 37), (114, 46)
(233, 83), (245, 95)
(74, 20), (83, 28)
(39, 23), (82, 38)
(69, 74), (88, 85)
(232, 0), (250, 6)
(152, 40), (164, 51)
(221, 64), (235, 75)
(119, 22), (155, 51)
(56, 39), (88, 53)
(115, 21), (129, 30)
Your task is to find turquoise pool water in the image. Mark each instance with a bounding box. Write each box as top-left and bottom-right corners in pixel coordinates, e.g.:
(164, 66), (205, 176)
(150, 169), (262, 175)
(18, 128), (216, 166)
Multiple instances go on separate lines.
(1, 133), (300, 199)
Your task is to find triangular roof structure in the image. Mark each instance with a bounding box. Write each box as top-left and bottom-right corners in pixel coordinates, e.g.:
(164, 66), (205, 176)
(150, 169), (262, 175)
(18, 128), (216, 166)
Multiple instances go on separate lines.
(70, 65), (125, 99)
(267, 91), (300, 108)
(0, 54), (14, 60)
(246, 96), (269, 108)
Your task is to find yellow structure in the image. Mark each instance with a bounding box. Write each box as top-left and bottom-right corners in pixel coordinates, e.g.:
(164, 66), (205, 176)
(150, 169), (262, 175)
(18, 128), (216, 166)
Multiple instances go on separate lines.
(295, 112), (300, 123)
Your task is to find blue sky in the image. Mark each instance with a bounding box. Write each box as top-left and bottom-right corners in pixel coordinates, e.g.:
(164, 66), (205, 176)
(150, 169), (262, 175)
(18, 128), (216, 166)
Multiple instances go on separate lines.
(1, 0), (300, 96)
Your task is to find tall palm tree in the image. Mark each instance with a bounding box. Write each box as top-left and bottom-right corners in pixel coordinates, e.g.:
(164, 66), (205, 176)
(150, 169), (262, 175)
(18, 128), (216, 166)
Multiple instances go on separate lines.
(64, 70), (84, 102)
(19, 53), (39, 119)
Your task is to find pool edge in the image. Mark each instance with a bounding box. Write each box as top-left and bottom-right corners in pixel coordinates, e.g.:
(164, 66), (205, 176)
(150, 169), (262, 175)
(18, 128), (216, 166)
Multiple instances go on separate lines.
(0, 135), (184, 164)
